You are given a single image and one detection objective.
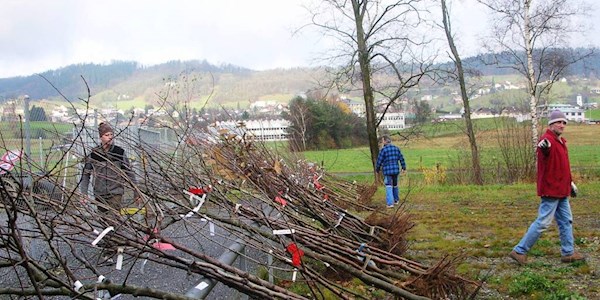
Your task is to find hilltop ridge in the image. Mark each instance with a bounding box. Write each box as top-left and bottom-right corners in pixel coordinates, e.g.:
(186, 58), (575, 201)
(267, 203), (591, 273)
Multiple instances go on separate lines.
(1, 48), (598, 111)
(0, 60), (322, 108)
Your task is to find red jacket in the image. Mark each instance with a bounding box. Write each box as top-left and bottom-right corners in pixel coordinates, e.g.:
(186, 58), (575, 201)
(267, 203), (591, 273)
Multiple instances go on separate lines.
(537, 129), (572, 198)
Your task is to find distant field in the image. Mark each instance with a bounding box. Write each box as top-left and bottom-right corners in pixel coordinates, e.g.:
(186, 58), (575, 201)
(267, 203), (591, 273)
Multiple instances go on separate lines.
(0, 121), (74, 139)
(303, 118), (600, 176)
(586, 108), (600, 120)
(257, 94), (295, 102)
(114, 98), (147, 110)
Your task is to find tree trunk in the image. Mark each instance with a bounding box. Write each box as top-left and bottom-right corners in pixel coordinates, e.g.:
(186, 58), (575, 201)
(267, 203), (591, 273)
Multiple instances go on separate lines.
(441, 0), (483, 185)
(524, 0), (540, 166)
(351, 0), (380, 175)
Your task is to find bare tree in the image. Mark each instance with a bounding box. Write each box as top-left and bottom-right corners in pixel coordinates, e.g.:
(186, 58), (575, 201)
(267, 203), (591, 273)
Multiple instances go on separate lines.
(284, 96), (312, 151)
(305, 0), (435, 171)
(439, 0), (483, 185)
(0, 78), (479, 299)
(477, 0), (594, 158)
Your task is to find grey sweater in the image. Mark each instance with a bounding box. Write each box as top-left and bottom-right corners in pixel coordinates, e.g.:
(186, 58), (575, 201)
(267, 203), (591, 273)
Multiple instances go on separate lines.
(80, 144), (137, 197)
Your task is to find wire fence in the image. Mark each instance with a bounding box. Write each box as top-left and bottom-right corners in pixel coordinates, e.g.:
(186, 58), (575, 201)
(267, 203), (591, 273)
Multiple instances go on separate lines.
(0, 97), (179, 171)
(0, 97), (183, 210)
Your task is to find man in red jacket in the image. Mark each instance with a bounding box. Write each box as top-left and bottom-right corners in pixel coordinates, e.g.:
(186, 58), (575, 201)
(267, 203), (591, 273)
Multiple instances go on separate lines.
(509, 110), (585, 265)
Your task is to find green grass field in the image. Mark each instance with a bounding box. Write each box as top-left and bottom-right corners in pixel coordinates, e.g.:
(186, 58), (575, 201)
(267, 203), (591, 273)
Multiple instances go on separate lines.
(303, 119), (600, 299)
(303, 119), (600, 177)
(586, 108), (600, 120)
(397, 181), (600, 299)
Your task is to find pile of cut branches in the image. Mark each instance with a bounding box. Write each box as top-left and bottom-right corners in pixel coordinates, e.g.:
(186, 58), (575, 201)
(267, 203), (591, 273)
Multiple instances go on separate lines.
(0, 122), (480, 299)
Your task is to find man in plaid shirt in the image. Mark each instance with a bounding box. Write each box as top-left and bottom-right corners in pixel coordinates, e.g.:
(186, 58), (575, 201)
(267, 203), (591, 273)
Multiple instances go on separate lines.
(375, 135), (406, 208)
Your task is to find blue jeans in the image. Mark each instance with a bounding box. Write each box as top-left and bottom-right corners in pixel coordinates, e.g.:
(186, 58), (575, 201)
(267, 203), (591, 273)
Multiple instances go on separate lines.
(513, 197), (575, 256)
(384, 175), (399, 206)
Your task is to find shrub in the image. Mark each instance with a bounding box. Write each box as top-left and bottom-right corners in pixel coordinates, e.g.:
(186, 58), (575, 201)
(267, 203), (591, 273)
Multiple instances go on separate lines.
(421, 163), (447, 185)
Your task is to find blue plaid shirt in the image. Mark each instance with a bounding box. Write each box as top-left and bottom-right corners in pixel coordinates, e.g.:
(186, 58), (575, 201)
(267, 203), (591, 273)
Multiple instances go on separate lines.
(376, 143), (406, 175)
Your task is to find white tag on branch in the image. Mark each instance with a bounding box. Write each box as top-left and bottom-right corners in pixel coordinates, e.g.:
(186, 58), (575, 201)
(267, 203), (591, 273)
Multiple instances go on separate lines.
(116, 247), (124, 270)
(195, 281), (209, 290)
(140, 259), (148, 274)
(334, 213), (345, 228)
(209, 222), (215, 236)
(92, 227), (114, 246)
(181, 191), (206, 218)
(273, 229), (295, 235)
(73, 280), (83, 292)
(96, 275), (106, 299)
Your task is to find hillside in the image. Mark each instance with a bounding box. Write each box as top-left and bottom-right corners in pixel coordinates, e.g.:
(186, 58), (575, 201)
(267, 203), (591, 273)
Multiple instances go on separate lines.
(0, 61), (326, 109)
(1, 48), (599, 111)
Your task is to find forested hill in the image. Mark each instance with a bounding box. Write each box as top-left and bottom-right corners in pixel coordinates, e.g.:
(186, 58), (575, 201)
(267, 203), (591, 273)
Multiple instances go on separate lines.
(455, 47), (600, 77)
(1, 47), (598, 104)
(0, 60), (258, 101)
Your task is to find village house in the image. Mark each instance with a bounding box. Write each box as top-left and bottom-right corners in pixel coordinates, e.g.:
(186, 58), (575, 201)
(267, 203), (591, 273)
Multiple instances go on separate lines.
(539, 104), (586, 123)
(471, 107), (496, 119)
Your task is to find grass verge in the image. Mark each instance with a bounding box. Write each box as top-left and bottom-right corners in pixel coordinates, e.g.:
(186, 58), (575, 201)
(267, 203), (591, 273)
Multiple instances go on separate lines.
(387, 181), (600, 299)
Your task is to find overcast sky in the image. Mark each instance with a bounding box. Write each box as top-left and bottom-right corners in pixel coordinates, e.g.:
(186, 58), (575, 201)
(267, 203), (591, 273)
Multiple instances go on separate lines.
(1, 0), (598, 79)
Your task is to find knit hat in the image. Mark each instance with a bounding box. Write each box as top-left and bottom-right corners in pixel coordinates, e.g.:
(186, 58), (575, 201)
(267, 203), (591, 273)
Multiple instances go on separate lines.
(98, 122), (113, 137)
(548, 110), (568, 125)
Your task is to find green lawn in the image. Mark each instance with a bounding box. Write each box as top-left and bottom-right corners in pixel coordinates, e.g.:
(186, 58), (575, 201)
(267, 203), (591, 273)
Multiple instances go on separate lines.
(303, 146), (458, 173)
(586, 108), (600, 120)
(399, 181), (600, 299)
(303, 134), (600, 176)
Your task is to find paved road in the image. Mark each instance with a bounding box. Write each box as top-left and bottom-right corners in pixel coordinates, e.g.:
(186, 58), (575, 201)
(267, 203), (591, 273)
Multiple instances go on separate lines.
(0, 207), (263, 300)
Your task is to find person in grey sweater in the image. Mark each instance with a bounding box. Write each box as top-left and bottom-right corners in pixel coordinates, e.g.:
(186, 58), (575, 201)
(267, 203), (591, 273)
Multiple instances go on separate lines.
(80, 122), (138, 215)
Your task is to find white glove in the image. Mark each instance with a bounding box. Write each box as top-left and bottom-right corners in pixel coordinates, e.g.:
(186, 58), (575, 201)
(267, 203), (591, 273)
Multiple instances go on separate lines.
(570, 181), (578, 198)
(537, 138), (551, 149)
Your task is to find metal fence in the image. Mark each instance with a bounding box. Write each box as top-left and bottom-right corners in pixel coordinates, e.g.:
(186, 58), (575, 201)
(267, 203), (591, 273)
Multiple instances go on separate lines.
(0, 96), (178, 171)
(0, 97), (181, 205)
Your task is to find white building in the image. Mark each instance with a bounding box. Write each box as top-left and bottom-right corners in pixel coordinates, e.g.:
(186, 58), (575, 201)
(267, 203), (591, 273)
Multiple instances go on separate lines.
(576, 94), (583, 107)
(50, 105), (69, 122)
(540, 104), (586, 123)
(348, 102), (366, 116)
(436, 113), (463, 122)
(377, 112), (406, 130)
(216, 119), (290, 141)
(500, 107), (530, 123)
(471, 108), (496, 119)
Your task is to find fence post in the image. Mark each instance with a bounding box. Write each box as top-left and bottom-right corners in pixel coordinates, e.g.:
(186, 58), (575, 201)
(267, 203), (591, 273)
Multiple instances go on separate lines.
(39, 137), (43, 165)
(23, 95), (31, 158)
(94, 109), (98, 132)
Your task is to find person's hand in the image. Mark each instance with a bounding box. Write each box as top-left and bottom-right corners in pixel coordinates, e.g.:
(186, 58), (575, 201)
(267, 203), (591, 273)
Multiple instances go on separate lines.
(80, 195), (90, 205)
(537, 138), (551, 149)
(570, 181), (578, 198)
